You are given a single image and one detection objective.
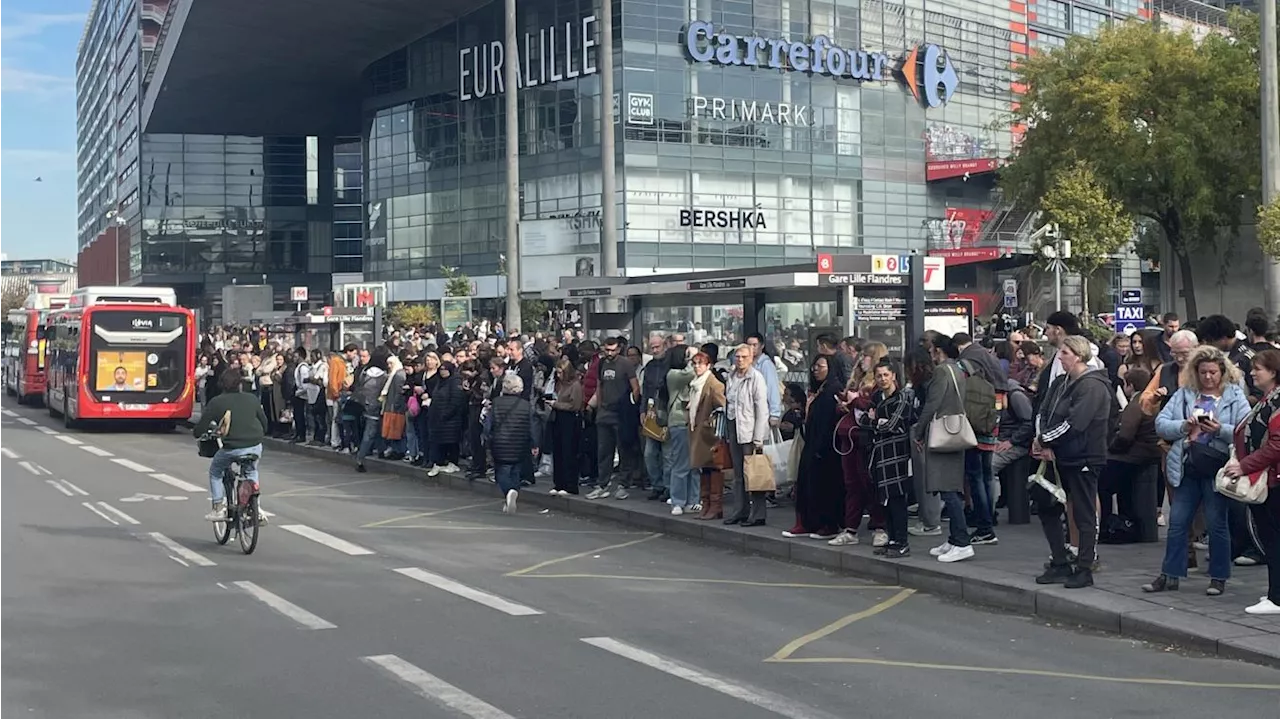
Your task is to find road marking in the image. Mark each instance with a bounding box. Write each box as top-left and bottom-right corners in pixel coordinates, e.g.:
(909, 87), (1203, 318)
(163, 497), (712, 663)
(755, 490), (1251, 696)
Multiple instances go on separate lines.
(372, 524), (646, 535)
(393, 567), (542, 617)
(363, 654), (517, 719)
(16, 417), (36, 425)
(273, 476), (396, 497)
(362, 502), (495, 528)
(149, 472), (205, 493)
(47, 480), (75, 496)
(516, 574), (889, 590)
(112, 458), (154, 473)
(83, 502), (119, 525)
(96, 502), (140, 525)
(147, 532), (216, 567)
(34, 426), (58, 435)
(505, 533), (661, 576)
(60, 479), (89, 496)
(1, 408), (16, 416)
(0, 447), (18, 458)
(169, 556), (190, 567)
(121, 492), (189, 502)
(278, 524), (374, 555)
(232, 581), (337, 630)
(80, 445), (113, 457)
(18, 461), (41, 475)
(768, 589), (916, 661)
(55, 435), (84, 445)
(582, 637), (842, 719)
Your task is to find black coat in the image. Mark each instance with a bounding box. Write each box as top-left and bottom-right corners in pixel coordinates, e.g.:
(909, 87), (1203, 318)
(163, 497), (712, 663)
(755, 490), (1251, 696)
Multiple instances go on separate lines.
(489, 395), (538, 464)
(429, 374), (466, 443)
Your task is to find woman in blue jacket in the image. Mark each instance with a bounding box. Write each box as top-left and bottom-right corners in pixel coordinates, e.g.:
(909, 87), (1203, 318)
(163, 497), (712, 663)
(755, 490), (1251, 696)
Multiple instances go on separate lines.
(1144, 346), (1250, 597)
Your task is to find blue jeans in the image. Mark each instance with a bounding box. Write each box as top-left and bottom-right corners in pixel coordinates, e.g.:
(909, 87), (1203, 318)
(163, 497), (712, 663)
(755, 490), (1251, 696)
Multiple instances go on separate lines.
(965, 449), (995, 534)
(406, 415), (421, 458)
(939, 491), (971, 547)
(663, 426), (698, 508)
(208, 444), (263, 502)
(645, 436), (666, 491)
(356, 415), (383, 464)
(495, 463), (522, 494)
(1162, 472), (1231, 581)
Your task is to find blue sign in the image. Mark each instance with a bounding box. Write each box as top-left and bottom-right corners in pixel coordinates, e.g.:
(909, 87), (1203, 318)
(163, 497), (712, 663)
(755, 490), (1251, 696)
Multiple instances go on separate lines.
(1115, 303), (1146, 334)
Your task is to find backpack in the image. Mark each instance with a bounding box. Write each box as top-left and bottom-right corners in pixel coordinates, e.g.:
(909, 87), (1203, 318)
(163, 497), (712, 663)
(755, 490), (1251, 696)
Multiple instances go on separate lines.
(957, 360), (998, 437)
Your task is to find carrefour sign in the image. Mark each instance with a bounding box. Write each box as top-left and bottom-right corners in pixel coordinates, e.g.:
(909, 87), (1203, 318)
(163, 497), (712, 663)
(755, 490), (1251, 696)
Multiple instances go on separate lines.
(683, 22), (957, 108)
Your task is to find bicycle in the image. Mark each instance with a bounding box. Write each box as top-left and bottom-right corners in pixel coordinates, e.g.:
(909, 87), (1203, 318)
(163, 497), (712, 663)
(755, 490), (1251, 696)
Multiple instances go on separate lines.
(213, 454), (262, 555)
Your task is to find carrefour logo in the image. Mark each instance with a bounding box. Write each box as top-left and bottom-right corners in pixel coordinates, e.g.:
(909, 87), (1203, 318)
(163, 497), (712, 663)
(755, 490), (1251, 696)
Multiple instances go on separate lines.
(903, 44), (958, 108)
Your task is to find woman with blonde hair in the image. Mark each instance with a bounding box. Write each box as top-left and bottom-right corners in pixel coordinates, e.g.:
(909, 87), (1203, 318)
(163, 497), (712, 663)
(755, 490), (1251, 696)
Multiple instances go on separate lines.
(1144, 345), (1250, 597)
(850, 341), (889, 392)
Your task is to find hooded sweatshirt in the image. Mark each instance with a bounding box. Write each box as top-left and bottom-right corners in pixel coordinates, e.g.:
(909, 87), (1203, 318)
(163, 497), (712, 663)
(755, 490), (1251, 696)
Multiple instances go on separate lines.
(1035, 367), (1114, 467)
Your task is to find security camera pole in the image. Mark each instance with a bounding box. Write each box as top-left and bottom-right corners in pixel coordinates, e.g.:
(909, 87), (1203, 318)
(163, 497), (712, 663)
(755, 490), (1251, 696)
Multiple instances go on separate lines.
(1263, 0), (1280, 314)
(1031, 222), (1067, 310)
(503, 0), (521, 331)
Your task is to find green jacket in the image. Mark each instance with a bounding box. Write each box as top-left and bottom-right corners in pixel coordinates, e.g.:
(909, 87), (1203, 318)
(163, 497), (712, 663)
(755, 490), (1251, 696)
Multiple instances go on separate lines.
(193, 391), (270, 449)
(666, 365), (695, 427)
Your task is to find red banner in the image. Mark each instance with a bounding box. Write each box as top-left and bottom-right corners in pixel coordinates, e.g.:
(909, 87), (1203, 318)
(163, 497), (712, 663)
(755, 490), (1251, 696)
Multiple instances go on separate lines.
(928, 247), (1007, 265)
(926, 157), (1000, 182)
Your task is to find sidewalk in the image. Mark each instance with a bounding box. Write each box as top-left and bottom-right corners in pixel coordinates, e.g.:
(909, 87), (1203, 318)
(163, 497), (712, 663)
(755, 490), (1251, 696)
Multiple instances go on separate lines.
(190, 405), (1279, 668)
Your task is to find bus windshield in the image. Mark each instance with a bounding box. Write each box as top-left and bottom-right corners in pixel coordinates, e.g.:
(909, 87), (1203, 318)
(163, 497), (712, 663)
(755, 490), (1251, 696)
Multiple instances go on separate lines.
(87, 310), (188, 400)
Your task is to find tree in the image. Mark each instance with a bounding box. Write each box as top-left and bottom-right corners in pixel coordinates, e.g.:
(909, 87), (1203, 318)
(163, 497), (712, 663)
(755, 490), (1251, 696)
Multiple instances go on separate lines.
(1037, 161), (1133, 314)
(999, 15), (1263, 319)
(521, 299), (549, 330)
(1, 284), (28, 315)
(440, 265), (472, 298)
(384, 303), (436, 329)
(1259, 196), (1280, 260)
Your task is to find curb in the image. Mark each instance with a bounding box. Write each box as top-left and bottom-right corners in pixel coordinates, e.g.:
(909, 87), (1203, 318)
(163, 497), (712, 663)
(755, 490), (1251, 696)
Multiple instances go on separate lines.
(257, 434), (1280, 669)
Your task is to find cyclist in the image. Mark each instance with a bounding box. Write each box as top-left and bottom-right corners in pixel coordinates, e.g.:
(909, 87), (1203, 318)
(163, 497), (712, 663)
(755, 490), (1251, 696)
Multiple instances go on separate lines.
(193, 368), (270, 522)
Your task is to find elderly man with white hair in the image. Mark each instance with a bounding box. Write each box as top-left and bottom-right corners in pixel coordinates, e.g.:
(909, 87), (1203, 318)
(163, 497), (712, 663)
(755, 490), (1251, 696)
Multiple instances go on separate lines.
(488, 373), (540, 514)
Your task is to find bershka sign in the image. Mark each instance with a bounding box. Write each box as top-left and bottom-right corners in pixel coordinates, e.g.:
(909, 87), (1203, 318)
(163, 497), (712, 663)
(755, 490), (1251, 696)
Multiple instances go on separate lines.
(689, 95), (812, 126)
(685, 21), (890, 83)
(680, 209), (767, 229)
(460, 16), (597, 101)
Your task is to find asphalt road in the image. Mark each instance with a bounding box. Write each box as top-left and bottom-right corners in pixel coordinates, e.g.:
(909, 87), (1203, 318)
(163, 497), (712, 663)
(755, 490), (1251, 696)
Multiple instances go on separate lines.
(4, 397), (1280, 719)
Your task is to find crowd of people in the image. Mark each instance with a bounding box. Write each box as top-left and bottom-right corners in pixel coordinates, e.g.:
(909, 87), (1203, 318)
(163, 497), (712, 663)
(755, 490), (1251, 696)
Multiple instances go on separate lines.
(197, 308), (1280, 617)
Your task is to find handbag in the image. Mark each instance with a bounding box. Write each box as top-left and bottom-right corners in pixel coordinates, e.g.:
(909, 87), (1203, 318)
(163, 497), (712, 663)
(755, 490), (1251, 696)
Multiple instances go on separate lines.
(1184, 440), (1230, 478)
(711, 440), (733, 471)
(407, 395), (421, 418)
(381, 411), (407, 440)
(641, 413), (669, 442)
(927, 366), (977, 453)
(1028, 460), (1066, 505)
(1214, 446), (1270, 504)
(742, 449), (777, 492)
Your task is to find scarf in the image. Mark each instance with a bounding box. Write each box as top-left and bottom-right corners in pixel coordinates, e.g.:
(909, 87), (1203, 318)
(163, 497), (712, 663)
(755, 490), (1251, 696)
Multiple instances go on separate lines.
(1246, 388), (1280, 453)
(688, 370), (711, 424)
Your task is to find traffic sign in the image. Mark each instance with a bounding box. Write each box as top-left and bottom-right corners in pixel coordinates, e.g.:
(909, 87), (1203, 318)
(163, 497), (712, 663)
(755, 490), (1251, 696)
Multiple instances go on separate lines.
(1115, 303), (1145, 333)
(1120, 288), (1142, 305)
(1002, 279), (1017, 308)
(870, 254), (911, 274)
(290, 286), (309, 302)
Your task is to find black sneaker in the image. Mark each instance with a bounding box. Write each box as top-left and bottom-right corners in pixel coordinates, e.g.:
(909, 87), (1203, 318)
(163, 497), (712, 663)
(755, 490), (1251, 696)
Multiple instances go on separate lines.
(1063, 568), (1094, 589)
(1036, 563), (1073, 585)
(970, 531), (999, 546)
(883, 544), (910, 559)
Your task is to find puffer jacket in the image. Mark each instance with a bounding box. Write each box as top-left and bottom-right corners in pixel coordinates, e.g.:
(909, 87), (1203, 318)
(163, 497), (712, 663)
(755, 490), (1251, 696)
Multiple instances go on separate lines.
(489, 394), (538, 464)
(1155, 382), (1250, 488)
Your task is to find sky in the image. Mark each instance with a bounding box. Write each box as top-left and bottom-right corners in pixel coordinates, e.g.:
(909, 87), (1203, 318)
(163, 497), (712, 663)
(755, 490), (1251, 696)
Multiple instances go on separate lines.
(1, 2), (88, 262)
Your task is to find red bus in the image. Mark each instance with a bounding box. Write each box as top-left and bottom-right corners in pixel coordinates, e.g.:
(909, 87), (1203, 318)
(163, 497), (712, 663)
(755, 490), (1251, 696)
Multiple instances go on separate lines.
(3, 292), (70, 405)
(45, 286), (197, 429)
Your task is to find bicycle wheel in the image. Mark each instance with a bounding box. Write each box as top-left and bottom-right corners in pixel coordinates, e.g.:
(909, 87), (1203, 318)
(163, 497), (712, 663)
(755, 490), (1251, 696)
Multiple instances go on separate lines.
(213, 472), (234, 545)
(213, 510), (232, 544)
(238, 494), (260, 555)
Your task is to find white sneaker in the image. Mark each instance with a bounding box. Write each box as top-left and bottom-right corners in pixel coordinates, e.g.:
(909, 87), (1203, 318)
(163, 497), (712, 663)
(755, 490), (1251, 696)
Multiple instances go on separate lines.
(428, 465), (442, 477)
(586, 487), (609, 500)
(549, 488), (564, 496)
(809, 532), (839, 540)
(872, 529), (889, 548)
(938, 545), (975, 563)
(1157, 512), (1167, 527)
(782, 530), (805, 538)
(671, 506), (684, 516)
(204, 501), (227, 523)
(828, 531), (858, 546)
(442, 462), (460, 474)
(910, 524), (943, 537)
(613, 488), (630, 500)
(929, 541), (955, 557)
(690, 503), (703, 513)
(1245, 598), (1280, 615)
(504, 489), (518, 514)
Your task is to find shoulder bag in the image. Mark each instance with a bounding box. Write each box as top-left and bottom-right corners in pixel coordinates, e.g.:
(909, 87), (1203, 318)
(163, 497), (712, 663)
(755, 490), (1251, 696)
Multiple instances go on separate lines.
(927, 366), (977, 453)
(1214, 446), (1268, 504)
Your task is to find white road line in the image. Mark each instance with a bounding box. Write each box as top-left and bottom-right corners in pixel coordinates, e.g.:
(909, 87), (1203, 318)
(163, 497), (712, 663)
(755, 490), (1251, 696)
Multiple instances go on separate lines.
(581, 637), (842, 719)
(96, 502), (140, 525)
(169, 556), (190, 567)
(149, 472), (205, 493)
(279, 524), (374, 556)
(80, 445), (113, 457)
(232, 581), (337, 630)
(16, 417), (36, 425)
(393, 567), (542, 617)
(82, 502), (119, 525)
(1, 408), (16, 416)
(363, 654), (516, 719)
(54, 435), (83, 445)
(46, 480), (75, 497)
(147, 532), (216, 567)
(0, 447), (18, 458)
(18, 461), (41, 476)
(111, 458), (154, 473)
(61, 479), (89, 496)
(34, 426), (58, 435)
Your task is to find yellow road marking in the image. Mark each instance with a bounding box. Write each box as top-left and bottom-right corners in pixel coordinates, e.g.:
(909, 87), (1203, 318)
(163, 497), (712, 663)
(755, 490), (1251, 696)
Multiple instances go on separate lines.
(767, 656), (1280, 691)
(366, 524), (644, 535)
(273, 477), (399, 497)
(515, 573), (894, 590)
(769, 589), (916, 661)
(362, 502), (492, 528)
(505, 533), (662, 576)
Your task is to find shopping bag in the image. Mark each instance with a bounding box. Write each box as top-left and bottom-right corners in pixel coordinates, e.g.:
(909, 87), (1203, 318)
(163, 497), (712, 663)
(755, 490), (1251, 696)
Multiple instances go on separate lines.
(742, 450), (777, 492)
(762, 428), (791, 484)
(786, 431), (804, 486)
(381, 411), (406, 440)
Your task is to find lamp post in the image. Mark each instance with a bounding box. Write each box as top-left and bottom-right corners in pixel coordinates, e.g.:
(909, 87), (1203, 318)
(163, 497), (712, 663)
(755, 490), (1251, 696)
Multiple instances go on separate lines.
(1262, 0), (1280, 314)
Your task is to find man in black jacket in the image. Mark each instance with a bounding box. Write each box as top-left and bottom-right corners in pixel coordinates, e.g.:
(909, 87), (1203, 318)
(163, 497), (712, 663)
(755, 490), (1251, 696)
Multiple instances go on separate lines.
(490, 373), (540, 515)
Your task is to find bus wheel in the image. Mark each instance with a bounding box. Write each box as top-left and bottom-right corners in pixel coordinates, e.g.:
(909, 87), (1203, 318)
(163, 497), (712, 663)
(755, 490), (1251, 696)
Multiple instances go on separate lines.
(15, 392), (26, 406)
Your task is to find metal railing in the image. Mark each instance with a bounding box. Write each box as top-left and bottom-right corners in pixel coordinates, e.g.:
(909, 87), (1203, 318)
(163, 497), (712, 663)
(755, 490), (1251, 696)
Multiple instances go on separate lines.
(142, 0), (177, 89)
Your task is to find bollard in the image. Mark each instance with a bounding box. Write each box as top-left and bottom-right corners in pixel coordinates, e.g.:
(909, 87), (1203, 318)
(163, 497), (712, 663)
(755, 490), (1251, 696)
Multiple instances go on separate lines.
(1001, 453), (1032, 525)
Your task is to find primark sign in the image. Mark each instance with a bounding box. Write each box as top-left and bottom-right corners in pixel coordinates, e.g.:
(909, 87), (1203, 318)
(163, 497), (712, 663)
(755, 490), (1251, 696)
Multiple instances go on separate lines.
(460, 15), (598, 101)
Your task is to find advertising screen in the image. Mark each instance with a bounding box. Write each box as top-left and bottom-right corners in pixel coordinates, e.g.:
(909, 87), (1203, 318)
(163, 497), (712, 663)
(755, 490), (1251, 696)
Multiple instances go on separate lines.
(95, 350), (148, 392)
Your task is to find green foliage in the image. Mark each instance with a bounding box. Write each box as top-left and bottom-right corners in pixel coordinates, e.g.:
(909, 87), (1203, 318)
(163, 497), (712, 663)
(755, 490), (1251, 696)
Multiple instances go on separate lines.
(1259, 196), (1280, 260)
(521, 299), (549, 329)
(385, 303), (436, 329)
(999, 15), (1263, 318)
(440, 265), (472, 298)
(1, 284), (28, 315)
(1038, 161), (1133, 275)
